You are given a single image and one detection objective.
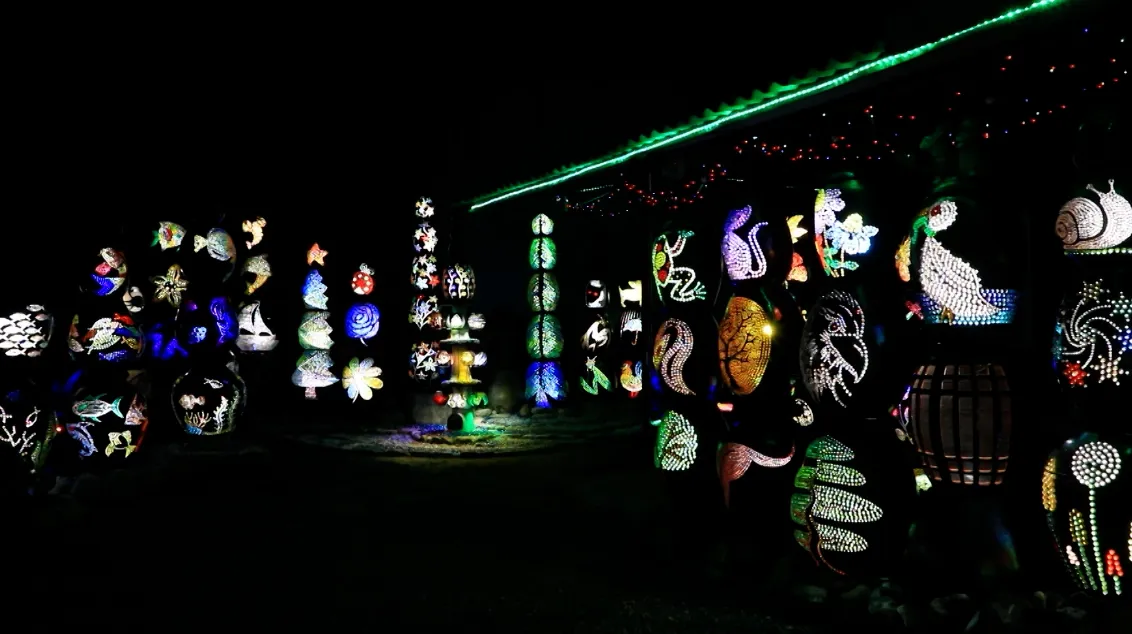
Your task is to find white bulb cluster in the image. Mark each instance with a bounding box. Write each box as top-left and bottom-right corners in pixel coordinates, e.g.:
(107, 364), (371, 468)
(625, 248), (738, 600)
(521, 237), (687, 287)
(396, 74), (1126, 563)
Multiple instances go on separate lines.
(1071, 441), (1121, 488)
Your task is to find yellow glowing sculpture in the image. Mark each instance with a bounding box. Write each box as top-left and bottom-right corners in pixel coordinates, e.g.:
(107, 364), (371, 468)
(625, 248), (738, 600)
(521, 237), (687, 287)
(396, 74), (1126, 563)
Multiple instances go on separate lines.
(718, 296), (773, 395)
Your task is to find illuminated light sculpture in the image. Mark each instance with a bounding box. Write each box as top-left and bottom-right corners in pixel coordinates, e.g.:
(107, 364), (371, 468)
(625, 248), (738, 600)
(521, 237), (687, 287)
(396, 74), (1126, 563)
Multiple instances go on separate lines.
(209, 297), (237, 346)
(236, 301), (278, 352)
(193, 228), (236, 262)
(585, 281), (607, 308)
(444, 264), (476, 300)
(90, 247), (127, 297)
(793, 398), (815, 426)
(1057, 180), (1132, 252)
(525, 361), (564, 408)
(530, 236), (557, 270)
(814, 189), (877, 277)
(416, 196), (435, 218)
(580, 357), (611, 395)
(410, 295), (439, 330)
(342, 357), (383, 402)
(302, 270), (328, 309)
(1053, 279), (1130, 388)
(619, 280), (642, 307)
(293, 350), (338, 398)
(243, 255), (272, 295)
(527, 273), (559, 312)
(122, 286), (144, 313)
(242, 216), (266, 249)
(298, 311), (334, 350)
(653, 411), (698, 471)
(151, 264), (188, 308)
(68, 313), (144, 363)
(306, 243), (328, 266)
(171, 366), (245, 436)
(152, 221), (186, 251)
(526, 213), (562, 407)
(721, 206), (768, 281)
(620, 310), (642, 345)
(791, 436), (883, 575)
(581, 316), (610, 353)
(786, 215), (809, 283)
(414, 224), (438, 252)
(532, 213), (553, 235)
(800, 291), (869, 408)
(914, 201), (1014, 325)
(445, 348), (481, 385)
(68, 391), (148, 459)
(653, 231), (706, 303)
(907, 363), (1012, 486)
(410, 342), (441, 382)
(411, 254), (439, 290)
(652, 318), (695, 396)
(717, 296), (773, 396)
(344, 303), (380, 345)
(467, 314), (486, 330)
(0, 305), (52, 357)
(0, 390), (57, 484)
(895, 234), (912, 282)
(719, 442), (796, 507)
(620, 361), (642, 396)
(1045, 434), (1130, 597)
(351, 264), (375, 295)
(527, 314), (564, 359)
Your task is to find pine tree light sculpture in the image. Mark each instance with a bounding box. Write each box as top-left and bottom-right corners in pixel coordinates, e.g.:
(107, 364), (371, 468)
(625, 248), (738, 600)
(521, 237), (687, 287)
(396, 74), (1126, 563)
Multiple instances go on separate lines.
(292, 243), (337, 399)
(526, 213), (564, 408)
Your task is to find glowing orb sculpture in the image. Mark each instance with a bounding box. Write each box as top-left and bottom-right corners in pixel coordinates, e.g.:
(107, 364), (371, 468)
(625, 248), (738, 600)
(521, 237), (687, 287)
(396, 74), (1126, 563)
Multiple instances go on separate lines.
(717, 296), (773, 395)
(171, 366), (245, 436)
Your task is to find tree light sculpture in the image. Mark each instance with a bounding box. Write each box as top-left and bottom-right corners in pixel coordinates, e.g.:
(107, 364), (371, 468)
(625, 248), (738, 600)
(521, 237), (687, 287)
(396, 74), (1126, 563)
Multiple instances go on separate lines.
(526, 213), (563, 407)
(717, 296), (773, 396)
(653, 411), (698, 471)
(1045, 434), (1130, 597)
(791, 436), (883, 575)
(293, 244), (336, 399)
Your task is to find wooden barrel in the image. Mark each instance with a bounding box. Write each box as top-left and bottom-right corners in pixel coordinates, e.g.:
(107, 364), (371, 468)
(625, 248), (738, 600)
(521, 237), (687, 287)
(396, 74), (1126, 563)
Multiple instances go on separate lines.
(908, 363), (1012, 486)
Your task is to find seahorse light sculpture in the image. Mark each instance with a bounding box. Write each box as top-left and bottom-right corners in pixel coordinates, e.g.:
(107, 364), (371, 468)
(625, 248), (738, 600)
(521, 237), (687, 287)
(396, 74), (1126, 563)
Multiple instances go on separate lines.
(1058, 180), (1132, 251)
(721, 206), (768, 281)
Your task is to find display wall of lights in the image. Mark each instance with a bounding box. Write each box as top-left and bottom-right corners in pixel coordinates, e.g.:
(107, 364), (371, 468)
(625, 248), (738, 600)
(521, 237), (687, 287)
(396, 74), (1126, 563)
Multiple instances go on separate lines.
(652, 231), (706, 303)
(800, 290), (869, 408)
(1045, 435), (1130, 598)
(653, 411), (698, 471)
(791, 436), (883, 575)
(1053, 279), (1130, 388)
(1058, 180), (1132, 252)
(721, 206), (768, 281)
(718, 296), (773, 396)
(908, 363), (1012, 486)
(652, 318), (695, 396)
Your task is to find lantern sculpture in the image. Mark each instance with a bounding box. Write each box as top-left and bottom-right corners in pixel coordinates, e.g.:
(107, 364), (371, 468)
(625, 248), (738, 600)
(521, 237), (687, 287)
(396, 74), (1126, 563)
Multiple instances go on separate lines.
(293, 243), (337, 399)
(1044, 433), (1130, 597)
(653, 410), (698, 471)
(443, 264), (476, 300)
(717, 296), (773, 396)
(799, 290), (870, 409)
(906, 363), (1012, 486)
(791, 436), (884, 575)
(410, 197), (444, 385)
(526, 213), (563, 408)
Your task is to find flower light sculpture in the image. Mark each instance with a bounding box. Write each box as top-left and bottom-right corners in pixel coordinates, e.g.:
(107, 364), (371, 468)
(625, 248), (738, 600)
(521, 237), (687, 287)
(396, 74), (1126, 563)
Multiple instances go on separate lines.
(814, 189), (877, 277)
(344, 303), (380, 345)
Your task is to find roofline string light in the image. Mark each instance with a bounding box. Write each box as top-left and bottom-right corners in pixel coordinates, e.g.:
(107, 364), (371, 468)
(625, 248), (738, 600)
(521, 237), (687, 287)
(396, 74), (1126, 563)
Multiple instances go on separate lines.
(466, 0), (1068, 211)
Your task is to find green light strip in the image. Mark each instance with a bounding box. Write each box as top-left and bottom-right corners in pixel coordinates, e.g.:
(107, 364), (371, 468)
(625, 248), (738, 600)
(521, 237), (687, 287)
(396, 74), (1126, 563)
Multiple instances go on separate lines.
(469, 0), (1067, 211)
